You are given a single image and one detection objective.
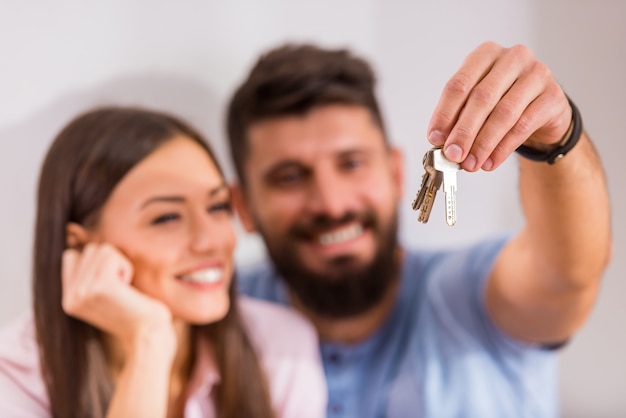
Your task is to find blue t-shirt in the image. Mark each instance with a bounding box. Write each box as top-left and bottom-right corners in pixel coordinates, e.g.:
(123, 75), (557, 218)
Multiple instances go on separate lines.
(237, 237), (558, 418)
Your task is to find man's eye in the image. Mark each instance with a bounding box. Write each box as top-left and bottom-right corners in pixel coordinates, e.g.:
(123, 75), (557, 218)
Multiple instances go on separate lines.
(341, 157), (365, 171)
(151, 213), (180, 225)
(272, 170), (304, 186)
(279, 173), (301, 183)
(208, 202), (232, 214)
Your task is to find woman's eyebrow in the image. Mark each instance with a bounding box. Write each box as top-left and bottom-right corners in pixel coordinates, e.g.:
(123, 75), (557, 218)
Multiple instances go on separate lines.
(209, 183), (229, 197)
(141, 183), (229, 208)
(141, 195), (185, 208)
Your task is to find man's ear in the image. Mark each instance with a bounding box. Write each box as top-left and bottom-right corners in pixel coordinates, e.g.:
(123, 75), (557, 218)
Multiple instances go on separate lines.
(66, 222), (91, 250)
(230, 183), (257, 233)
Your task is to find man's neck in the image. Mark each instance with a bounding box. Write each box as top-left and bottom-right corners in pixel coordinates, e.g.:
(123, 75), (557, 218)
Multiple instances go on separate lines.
(291, 250), (403, 345)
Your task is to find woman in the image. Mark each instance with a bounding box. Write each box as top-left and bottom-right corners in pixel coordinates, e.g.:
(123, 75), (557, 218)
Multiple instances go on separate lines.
(0, 107), (326, 418)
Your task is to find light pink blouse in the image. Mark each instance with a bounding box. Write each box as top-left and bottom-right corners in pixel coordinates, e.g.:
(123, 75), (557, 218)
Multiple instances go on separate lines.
(0, 296), (327, 418)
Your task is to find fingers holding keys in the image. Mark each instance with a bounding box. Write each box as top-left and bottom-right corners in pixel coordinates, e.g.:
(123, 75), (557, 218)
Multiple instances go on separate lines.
(428, 42), (530, 170)
(462, 59), (549, 170)
(427, 41), (508, 148)
(428, 42), (572, 172)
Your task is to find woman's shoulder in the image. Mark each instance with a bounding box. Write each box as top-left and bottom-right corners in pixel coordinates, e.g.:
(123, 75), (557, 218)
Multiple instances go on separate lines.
(236, 297), (327, 418)
(0, 312), (50, 417)
(0, 312), (39, 364)
(237, 296), (319, 357)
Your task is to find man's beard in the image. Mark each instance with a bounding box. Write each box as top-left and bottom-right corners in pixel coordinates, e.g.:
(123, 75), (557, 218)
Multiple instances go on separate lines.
(256, 209), (400, 319)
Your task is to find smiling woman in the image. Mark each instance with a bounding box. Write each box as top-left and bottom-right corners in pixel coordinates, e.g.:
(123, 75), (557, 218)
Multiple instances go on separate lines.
(0, 107), (326, 418)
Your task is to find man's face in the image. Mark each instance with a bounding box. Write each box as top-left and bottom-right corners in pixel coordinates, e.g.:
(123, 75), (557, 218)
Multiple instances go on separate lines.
(236, 104), (403, 317)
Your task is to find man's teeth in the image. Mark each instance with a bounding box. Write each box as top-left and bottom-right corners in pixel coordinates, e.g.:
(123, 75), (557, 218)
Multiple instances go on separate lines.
(180, 268), (223, 283)
(318, 224), (364, 245)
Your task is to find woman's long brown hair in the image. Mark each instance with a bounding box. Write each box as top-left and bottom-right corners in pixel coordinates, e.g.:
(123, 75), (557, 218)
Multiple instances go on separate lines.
(33, 107), (275, 418)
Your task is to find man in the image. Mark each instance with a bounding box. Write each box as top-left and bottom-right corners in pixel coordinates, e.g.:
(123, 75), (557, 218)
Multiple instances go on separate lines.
(226, 42), (612, 417)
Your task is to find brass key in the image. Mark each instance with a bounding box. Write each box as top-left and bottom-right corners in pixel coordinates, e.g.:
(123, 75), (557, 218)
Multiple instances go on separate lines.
(412, 147), (460, 225)
(412, 149), (442, 224)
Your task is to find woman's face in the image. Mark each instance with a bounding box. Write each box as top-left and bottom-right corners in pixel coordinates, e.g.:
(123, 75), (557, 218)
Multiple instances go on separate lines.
(89, 136), (236, 324)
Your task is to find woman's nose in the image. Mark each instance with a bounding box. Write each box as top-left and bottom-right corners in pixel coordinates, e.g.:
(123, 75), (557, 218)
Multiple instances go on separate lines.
(189, 213), (218, 253)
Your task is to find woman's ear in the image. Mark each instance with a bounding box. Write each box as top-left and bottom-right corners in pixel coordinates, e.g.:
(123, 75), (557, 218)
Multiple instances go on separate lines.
(66, 222), (90, 250)
(230, 183), (257, 233)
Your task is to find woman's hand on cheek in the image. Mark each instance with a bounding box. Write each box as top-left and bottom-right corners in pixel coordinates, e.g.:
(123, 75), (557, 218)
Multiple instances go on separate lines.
(61, 243), (176, 357)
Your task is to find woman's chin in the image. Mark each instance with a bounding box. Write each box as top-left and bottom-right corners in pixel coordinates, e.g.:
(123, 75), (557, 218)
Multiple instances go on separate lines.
(174, 298), (231, 326)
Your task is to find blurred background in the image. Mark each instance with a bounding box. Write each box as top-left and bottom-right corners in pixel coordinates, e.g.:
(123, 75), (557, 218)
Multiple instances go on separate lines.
(0, 1), (623, 416)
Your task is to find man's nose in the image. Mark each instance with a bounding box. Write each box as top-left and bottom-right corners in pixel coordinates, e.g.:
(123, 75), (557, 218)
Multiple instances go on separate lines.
(307, 170), (357, 219)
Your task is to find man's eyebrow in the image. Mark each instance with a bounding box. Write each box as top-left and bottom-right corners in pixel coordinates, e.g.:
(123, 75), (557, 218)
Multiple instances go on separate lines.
(337, 149), (374, 158)
(141, 183), (229, 208)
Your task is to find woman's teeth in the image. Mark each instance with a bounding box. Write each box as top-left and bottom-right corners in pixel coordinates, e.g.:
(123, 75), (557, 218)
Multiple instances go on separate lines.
(179, 268), (223, 283)
(318, 224), (364, 246)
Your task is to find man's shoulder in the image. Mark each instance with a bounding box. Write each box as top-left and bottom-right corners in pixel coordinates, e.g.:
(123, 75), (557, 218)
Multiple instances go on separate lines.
(236, 261), (289, 305)
(397, 236), (515, 341)
(402, 235), (550, 354)
(401, 235), (510, 286)
(402, 235), (509, 263)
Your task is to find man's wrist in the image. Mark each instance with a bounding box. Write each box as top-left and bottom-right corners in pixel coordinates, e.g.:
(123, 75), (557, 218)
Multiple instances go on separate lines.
(515, 95), (583, 164)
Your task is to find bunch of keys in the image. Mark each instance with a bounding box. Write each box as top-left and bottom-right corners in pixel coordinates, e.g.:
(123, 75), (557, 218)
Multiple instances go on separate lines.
(411, 147), (461, 226)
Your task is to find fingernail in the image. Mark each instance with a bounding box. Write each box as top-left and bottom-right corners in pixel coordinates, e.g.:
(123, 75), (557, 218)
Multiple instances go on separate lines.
(429, 130), (445, 146)
(444, 144), (463, 162)
(464, 154), (477, 171)
(482, 158), (494, 171)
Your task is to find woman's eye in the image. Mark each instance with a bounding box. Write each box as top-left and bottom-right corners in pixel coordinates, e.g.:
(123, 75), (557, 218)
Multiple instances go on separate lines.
(208, 202), (232, 214)
(151, 213), (180, 225)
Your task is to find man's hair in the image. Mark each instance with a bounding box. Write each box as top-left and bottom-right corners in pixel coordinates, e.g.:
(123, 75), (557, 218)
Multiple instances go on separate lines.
(227, 43), (387, 185)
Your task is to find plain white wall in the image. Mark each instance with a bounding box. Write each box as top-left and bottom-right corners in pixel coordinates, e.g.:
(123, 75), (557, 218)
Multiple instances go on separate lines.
(528, 2), (626, 417)
(0, 1), (623, 416)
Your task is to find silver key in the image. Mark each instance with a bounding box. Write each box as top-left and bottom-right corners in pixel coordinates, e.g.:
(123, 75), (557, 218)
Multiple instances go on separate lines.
(432, 148), (460, 226)
(412, 149), (442, 223)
